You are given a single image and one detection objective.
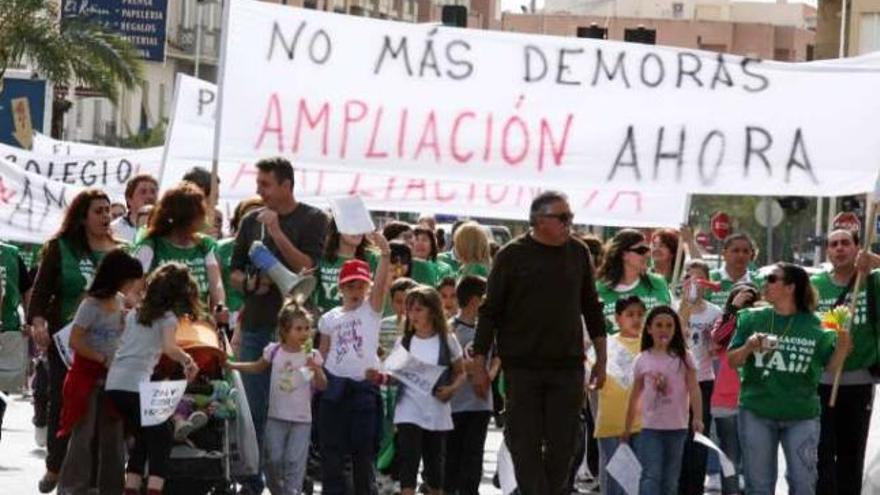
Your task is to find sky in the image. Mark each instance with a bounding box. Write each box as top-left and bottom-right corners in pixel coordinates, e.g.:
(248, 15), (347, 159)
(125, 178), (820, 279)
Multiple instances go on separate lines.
(498, 0), (817, 14)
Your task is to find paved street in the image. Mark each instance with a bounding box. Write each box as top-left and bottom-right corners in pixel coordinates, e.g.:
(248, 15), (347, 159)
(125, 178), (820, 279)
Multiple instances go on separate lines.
(2, 390), (879, 494)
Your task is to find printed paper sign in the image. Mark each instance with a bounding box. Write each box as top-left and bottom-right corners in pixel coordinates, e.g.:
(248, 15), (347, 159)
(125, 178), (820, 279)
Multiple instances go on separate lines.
(217, 1), (880, 198)
(330, 195), (375, 235)
(52, 322), (75, 369)
(139, 379), (188, 427)
(383, 345), (446, 397)
(607, 442), (641, 495)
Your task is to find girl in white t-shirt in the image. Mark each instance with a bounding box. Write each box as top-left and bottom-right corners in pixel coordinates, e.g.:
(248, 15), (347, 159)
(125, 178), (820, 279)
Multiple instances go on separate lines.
(374, 286), (466, 495)
(317, 233), (390, 494)
(227, 300), (326, 495)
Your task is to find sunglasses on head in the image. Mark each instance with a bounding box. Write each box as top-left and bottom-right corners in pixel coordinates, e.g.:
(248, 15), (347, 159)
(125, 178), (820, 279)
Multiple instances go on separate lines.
(766, 274), (786, 284)
(627, 246), (651, 255)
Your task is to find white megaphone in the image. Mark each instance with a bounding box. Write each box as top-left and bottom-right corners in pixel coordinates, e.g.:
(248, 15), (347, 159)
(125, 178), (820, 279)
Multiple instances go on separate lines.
(249, 241), (317, 300)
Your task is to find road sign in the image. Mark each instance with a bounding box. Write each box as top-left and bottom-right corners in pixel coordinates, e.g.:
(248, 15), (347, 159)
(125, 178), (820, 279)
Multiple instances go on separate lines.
(710, 212), (731, 241)
(755, 199), (784, 228)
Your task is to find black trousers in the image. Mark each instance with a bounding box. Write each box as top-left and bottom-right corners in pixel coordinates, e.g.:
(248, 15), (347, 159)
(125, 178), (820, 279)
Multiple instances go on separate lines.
(444, 411), (491, 495)
(46, 342), (70, 473)
(679, 380), (714, 495)
(818, 383), (875, 495)
(505, 367), (584, 495)
(396, 423), (446, 490)
(107, 389), (173, 479)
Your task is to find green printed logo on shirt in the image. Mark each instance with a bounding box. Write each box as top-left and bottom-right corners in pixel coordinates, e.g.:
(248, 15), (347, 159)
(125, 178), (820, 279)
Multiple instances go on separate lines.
(730, 307), (836, 421)
(597, 273), (671, 333)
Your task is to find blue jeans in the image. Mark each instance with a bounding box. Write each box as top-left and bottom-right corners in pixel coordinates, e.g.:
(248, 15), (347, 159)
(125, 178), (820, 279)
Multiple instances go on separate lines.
(714, 414), (741, 495)
(240, 329), (274, 492)
(598, 435), (640, 495)
(319, 371), (380, 495)
(637, 429), (688, 495)
(738, 408), (820, 495)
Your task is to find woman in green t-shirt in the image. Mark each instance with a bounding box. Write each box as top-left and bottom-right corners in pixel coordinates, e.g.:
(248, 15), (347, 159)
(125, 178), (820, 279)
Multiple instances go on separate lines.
(452, 221), (491, 279)
(728, 262), (851, 495)
(28, 189), (123, 492)
(410, 226), (453, 286)
(133, 183), (226, 320)
(313, 219), (378, 315)
(596, 229), (672, 333)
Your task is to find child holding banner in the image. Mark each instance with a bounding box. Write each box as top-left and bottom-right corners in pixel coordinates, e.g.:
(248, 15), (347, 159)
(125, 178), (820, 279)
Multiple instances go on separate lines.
(105, 263), (202, 495)
(57, 249), (144, 495)
(317, 233), (390, 495)
(227, 299), (327, 495)
(623, 306), (703, 495)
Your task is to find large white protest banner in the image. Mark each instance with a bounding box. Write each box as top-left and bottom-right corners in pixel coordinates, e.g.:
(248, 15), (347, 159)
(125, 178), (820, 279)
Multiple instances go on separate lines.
(0, 157), (84, 244)
(216, 0), (880, 198)
(167, 74), (688, 226)
(0, 142), (162, 199)
(32, 132), (131, 156)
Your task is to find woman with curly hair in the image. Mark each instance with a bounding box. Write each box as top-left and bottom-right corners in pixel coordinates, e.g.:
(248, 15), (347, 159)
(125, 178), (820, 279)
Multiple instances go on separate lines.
(596, 229), (672, 333)
(133, 182), (226, 321)
(28, 188), (123, 493)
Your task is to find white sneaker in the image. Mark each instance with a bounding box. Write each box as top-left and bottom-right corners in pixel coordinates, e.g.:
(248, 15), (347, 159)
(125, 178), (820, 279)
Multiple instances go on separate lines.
(704, 473), (722, 492)
(739, 475), (745, 491)
(34, 426), (47, 448)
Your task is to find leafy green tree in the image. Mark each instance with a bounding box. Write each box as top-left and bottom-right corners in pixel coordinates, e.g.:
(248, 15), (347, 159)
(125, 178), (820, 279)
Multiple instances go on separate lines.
(0, 0), (143, 103)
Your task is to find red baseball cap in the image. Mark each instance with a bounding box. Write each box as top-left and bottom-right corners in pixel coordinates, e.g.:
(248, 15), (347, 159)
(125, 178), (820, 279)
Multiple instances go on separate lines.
(338, 259), (372, 285)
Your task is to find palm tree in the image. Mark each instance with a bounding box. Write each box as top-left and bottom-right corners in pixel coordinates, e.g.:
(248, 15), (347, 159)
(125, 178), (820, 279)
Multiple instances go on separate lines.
(0, 0), (144, 103)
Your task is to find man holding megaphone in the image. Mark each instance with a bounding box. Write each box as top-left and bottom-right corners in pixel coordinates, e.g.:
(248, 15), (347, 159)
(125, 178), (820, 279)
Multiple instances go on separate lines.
(229, 157), (330, 495)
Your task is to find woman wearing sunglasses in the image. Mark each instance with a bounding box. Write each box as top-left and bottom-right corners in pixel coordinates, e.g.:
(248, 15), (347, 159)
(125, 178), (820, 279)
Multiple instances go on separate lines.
(728, 262), (851, 495)
(596, 229), (672, 332)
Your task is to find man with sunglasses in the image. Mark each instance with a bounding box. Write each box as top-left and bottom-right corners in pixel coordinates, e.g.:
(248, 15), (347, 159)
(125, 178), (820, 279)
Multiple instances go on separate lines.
(472, 191), (607, 495)
(810, 228), (880, 495)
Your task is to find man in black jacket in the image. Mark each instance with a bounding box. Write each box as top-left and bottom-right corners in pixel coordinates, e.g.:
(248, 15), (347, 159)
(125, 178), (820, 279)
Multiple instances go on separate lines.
(472, 191), (607, 495)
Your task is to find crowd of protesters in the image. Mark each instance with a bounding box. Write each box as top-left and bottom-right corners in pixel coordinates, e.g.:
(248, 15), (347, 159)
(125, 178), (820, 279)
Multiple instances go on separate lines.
(0, 156), (876, 495)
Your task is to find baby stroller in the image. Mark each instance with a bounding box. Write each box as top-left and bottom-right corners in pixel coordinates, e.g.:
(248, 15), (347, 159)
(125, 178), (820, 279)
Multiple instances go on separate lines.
(158, 318), (254, 495)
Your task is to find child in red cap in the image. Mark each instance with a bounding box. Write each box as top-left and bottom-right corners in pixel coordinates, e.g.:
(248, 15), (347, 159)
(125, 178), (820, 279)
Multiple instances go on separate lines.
(317, 232), (391, 493)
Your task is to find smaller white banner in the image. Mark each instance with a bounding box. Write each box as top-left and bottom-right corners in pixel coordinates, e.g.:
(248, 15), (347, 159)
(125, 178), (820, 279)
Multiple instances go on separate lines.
(139, 379), (188, 427)
(0, 142), (162, 199)
(607, 442), (642, 495)
(32, 132), (127, 156)
(383, 345), (446, 397)
(52, 322), (74, 369)
(0, 157), (85, 244)
(330, 195), (375, 235)
(694, 432), (736, 478)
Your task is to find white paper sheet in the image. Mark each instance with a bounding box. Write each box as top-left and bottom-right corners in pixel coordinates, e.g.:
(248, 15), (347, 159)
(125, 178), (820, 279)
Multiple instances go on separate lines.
(330, 195), (375, 235)
(694, 432), (736, 478)
(606, 442), (641, 495)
